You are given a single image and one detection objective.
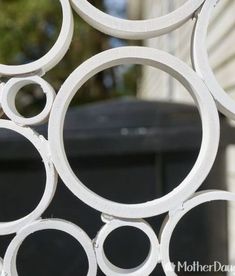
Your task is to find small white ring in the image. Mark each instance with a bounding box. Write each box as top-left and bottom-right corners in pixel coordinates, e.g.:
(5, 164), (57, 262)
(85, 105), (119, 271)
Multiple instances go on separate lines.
(192, 0), (235, 120)
(48, 46), (220, 218)
(160, 190), (235, 276)
(94, 218), (160, 276)
(0, 120), (57, 235)
(2, 76), (56, 126)
(71, 0), (205, 39)
(0, 0), (74, 76)
(2, 219), (97, 276)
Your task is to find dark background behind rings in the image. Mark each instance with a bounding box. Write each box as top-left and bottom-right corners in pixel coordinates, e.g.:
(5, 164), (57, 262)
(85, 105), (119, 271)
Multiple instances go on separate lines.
(0, 99), (229, 275)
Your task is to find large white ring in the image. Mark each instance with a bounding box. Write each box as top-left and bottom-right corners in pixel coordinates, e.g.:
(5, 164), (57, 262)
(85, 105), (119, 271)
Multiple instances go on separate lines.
(0, 120), (57, 235)
(70, 0), (205, 39)
(0, 0), (74, 77)
(192, 0), (235, 119)
(48, 46), (220, 218)
(94, 218), (160, 276)
(2, 219), (97, 276)
(1, 76), (56, 126)
(160, 190), (235, 275)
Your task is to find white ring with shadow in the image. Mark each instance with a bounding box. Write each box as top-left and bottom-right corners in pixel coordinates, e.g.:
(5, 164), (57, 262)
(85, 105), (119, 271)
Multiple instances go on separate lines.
(2, 76), (56, 126)
(94, 218), (160, 276)
(48, 46), (220, 218)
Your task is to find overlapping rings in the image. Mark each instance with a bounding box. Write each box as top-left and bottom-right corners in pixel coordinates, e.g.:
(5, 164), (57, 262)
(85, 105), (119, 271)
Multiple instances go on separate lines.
(0, 0), (234, 275)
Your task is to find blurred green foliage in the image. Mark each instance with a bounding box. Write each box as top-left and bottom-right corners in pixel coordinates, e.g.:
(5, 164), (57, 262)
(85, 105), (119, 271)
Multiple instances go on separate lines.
(0, 0), (139, 116)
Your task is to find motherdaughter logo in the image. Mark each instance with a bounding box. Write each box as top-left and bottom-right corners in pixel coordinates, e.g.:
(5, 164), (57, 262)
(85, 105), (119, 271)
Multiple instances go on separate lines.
(164, 261), (235, 274)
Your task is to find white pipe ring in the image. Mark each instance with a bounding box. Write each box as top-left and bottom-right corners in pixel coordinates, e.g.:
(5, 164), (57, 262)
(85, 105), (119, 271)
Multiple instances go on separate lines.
(48, 46), (220, 218)
(0, 0), (74, 77)
(70, 0), (205, 39)
(2, 219), (97, 276)
(2, 76), (56, 126)
(94, 218), (160, 276)
(192, 0), (235, 120)
(160, 190), (235, 276)
(0, 120), (57, 235)
(0, 83), (5, 118)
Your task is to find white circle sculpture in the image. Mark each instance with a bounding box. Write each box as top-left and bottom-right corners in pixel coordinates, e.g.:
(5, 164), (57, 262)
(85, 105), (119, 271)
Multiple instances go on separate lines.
(94, 218), (160, 276)
(0, 0), (231, 275)
(192, 0), (235, 119)
(48, 46), (220, 218)
(2, 76), (56, 126)
(71, 0), (205, 39)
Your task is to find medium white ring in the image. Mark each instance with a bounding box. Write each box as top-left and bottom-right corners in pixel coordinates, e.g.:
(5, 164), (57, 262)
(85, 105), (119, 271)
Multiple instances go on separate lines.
(94, 218), (160, 276)
(0, 0), (74, 76)
(2, 219), (97, 276)
(71, 0), (205, 39)
(192, 0), (235, 119)
(2, 76), (56, 126)
(0, 120), (57, 235)
(160, 190), (235, 275)
(48, 46), (220, 218)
